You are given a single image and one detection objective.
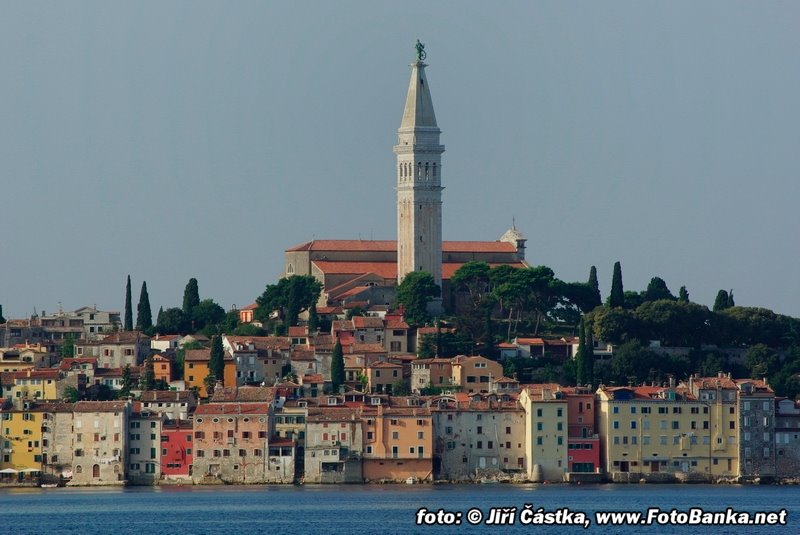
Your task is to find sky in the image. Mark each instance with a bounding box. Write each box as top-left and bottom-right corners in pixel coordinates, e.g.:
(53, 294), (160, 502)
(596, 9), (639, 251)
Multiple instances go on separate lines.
(1, 1), (799, 320)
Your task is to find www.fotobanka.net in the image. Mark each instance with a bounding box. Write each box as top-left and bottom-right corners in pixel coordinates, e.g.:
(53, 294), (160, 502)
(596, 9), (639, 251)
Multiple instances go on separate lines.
(415, 505), (788, 528)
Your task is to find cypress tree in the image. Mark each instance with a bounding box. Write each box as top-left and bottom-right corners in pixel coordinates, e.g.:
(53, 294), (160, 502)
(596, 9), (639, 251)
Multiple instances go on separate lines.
(727, 289), (735, 308)
(576, 318), (587, 386)
(584, 324), (595, 387)
(713, 290), (730, 312)
(124, 275), (133, 331)
(209, 335), (225, 384)
(608, 261), (624, 308)
(183, 278), (200, 316)
(0, 304), (5, 324)
(483, 307), (494, 358)
(588, 266), (602, 309)
(156, 306), (164, 327)
(331, 340), (344, 392)
(678, 286), (689, 302)
(136, 281), (152, 331)
(307, 302), (319, 333)
(141, 356), (156, 390)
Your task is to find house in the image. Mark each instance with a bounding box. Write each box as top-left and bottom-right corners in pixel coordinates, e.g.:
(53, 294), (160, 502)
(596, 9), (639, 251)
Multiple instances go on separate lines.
(183, 348), (236, 398)
(596, 383), (737, 483)
(75, 331), (150, 368)
(238, 303), (259, 325)
(191, 402), (271, 484)
(304, 407), (363, 483)
(69, 400), (130, 486)
(72, 307), (121, 340)
(384, 314), (410, 354)
(366, 362), (403, 394)
(451, 355), (503, 394)
(561, 386), (601, 477)
(0, 399), (46, 481)
(519, 384), (569, 482)
(151, 353), (173, 384)
(139, 390), (197, 421)
(150, 334), (181, 353)
(735, 379), (775, 480)
(38, 402), (76, 483)
(223, 335), (290, 387)
(127, 410), (163, 484)
(411, 358), (454, 393)
(1, 368), (61, 401)
(362, 397), (433, 482)
(431, 393), (526, 480)
(774, 398), (800, 478)
(161, 420), (193, 482)
(93, 366), (140, 391)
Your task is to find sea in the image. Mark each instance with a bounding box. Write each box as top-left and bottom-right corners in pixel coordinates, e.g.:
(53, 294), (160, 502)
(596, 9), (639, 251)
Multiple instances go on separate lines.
(0, 483), (797, 534)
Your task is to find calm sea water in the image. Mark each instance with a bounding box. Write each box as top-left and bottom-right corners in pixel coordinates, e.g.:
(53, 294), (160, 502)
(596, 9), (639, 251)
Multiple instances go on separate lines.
(0, 484), (797, 534)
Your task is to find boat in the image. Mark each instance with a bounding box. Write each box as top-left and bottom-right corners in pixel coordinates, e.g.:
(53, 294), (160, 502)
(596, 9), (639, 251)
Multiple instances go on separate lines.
(40, 483), (59, 488)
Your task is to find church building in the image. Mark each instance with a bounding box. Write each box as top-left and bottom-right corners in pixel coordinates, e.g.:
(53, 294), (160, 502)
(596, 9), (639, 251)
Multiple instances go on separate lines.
(284, 43), (527, 309)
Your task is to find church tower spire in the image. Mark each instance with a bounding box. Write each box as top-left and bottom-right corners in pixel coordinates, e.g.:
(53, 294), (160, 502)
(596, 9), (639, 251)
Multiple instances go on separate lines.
(395, 41), (445, 289)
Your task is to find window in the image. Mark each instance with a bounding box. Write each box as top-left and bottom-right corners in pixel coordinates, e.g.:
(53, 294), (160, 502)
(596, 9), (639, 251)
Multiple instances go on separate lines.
(417, 431), (424, 439)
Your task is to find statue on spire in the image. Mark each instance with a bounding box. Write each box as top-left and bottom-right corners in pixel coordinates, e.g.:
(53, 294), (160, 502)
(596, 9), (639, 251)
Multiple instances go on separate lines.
(415, 39), (426, 62)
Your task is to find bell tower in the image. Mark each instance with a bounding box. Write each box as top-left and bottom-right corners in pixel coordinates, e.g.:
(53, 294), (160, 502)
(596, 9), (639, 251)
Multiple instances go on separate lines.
(395, 41), (445, 288)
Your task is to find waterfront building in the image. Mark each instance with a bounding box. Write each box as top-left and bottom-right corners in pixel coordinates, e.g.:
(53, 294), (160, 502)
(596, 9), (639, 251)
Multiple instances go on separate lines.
(735, 378), (776, 480)
(519, 384), (569, 482)
(160, 419), (193, 482)
(304, 406), (363, 483)
(127, 410), (162, 484)
(69, 400), (130, 485)
(431, 393), (526, 480)
(361, 396), (433, 482)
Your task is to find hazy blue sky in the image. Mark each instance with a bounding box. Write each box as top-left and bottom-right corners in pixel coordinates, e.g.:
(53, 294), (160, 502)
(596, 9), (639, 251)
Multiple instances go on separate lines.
(1, 1), (798, 320)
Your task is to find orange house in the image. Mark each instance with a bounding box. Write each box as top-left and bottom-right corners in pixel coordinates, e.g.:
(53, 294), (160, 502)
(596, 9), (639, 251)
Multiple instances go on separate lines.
(184, 348), (236, 398)
(152, 353), (173, 384)
(361, 397), (433, 482)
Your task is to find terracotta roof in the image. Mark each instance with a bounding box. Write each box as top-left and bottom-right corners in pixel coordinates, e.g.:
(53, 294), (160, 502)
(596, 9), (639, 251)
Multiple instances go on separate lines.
(140, 390), (196, 403)
(334, 286), (372, 300)
(316, 306), (342, 315)
(74, 400), (130, 412)
(194, 402), (270, 415)
(369, 361), (402, 369)
(241, 303), (259, 311)
(307, 407), (361, 422)
(332, 320), (355, 332)
(688, 376), (737, 390)
(288, 326), (309, 337)
(225, 335), (290, 351)
(301, 374), (324, 384)
(210, 386), (275, 403)
(349, 343), (386, 354)
(99, 331), (151, 343)
(385, 319), (409, 329)
(288, 239), (518, 254)
(4, 369), (60, 381)
(95, 367), (140, 378)
(352, 316), (384, 329)
(313, 261), (396, 279)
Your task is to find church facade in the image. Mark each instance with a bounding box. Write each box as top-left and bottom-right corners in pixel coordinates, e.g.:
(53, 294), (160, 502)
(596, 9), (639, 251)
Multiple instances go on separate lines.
(284, 44), (527, 309)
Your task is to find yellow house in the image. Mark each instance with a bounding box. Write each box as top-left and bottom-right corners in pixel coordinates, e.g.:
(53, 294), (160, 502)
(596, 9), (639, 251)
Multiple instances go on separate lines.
(2, 369), (61, 401)
(519, 384), (569, 482)
(0, 400), (45, 478)
(184, 348), (236, 398)
(597, 384), (738, 482)
(451, 356), (503, 394)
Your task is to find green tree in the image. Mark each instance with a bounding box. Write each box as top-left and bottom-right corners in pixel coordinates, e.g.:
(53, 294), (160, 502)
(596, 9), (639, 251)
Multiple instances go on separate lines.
(727, 290), (735, 308)
(119, 365), (133, 398)
(584, 322), (595, 386)
(744, 344), (779, 379)
(204, 373), (218, 398)
(395, 271), (440, 326)
(64, 386), (80, 402)
(610, 340), (661, 385)
(193, 299), (226, 334)
(0, 304), (5, 324)
(587, 305), (641, 345)
(255, 275), (322, 326)
(356, 371), (369, 392)
(418, 331), (473, 358)
(308, 302), (319, 333)
(713, 290), (731, 312)
(345, 306), (366, 319)
(635, 300), (711, 347)
(643, 277), (675, 302)
(60, 335), (76, 359)
(623, 291), (645, 310)
(156, 306), (164, 326)
(221, 310), (239, 333)
(392, 379), (410, 396)
(140, 357), (156, 391)
(576, 318), (589, 386)
(232, 323), (268, 336)
(136, 281), (152, 332)
(156, 307), (188, 334)
(451, 261), (495, 340)
(124, 275), (133, 331)
(331, 340), (345, 392)
(183, 278), (200, 317)
(608, 261), (624, 308)
(209, 335), (225, 384)
(588, 266), (602, 309)
(678, 286), (689, 302)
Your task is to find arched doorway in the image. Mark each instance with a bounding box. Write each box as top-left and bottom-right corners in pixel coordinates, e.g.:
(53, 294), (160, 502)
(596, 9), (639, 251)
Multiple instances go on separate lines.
(92, 464), (100, 478)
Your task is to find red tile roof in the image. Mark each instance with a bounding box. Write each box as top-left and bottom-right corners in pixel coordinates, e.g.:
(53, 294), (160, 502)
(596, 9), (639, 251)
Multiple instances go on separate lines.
(288, 239), (518, 254)
(194, 402), (270, 415)
(352, 316), (384, 329)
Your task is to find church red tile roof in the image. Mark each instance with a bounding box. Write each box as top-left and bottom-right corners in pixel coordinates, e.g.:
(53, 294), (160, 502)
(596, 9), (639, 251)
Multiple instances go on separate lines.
(288, 239), (518, 254)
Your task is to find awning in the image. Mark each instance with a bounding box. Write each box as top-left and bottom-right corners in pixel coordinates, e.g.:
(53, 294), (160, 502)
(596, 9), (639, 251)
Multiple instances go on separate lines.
(19, 468), (40, 473)
(0, 468), (19, 474)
